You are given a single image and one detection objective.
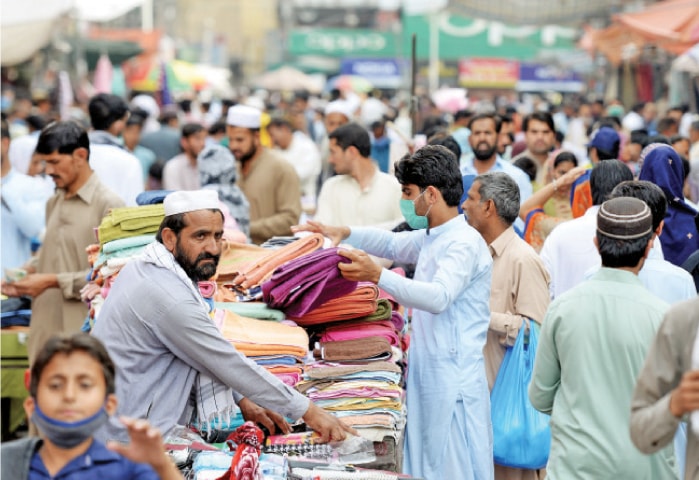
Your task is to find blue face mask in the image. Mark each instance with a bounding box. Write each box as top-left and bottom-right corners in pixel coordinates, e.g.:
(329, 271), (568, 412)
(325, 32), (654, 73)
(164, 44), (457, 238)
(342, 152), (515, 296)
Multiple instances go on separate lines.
(400, 190), (432, 229)
(31, 402), (109, 448)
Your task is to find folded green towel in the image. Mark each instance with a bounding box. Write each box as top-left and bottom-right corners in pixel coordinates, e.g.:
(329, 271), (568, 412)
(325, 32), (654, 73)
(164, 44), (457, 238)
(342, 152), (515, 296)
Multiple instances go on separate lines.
(98, 205), (165, 245)
(214, 302), (285, 322)
(110, 204), (165, 225)
(356, 298), (392, 322)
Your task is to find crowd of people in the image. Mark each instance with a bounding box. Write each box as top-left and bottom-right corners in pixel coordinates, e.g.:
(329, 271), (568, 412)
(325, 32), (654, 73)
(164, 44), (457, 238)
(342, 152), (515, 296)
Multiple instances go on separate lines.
(1, 85), (699, 480)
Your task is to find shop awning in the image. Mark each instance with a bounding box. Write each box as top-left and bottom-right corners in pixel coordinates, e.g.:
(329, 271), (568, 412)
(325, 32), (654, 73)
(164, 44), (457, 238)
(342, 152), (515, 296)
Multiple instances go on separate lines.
(1, 0), (146, 66)
(615, 0), (699, 54)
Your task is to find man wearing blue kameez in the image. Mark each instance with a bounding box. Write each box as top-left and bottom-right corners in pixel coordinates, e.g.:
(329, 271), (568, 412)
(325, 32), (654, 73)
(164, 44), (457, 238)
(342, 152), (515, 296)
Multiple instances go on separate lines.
(294, 145), (494, 479)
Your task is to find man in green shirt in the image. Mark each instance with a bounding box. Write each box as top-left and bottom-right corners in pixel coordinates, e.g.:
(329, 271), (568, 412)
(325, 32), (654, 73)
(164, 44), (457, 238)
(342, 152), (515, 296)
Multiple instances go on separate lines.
(529, 197), (678, 479)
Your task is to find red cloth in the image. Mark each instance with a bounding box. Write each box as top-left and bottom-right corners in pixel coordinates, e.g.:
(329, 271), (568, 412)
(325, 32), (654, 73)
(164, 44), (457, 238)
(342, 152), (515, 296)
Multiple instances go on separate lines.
(216, 421), (264, 480)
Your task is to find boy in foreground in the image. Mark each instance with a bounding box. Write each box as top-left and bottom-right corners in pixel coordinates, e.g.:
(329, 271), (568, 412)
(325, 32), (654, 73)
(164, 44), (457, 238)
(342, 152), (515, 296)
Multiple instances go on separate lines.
(1, 333), (182, 479)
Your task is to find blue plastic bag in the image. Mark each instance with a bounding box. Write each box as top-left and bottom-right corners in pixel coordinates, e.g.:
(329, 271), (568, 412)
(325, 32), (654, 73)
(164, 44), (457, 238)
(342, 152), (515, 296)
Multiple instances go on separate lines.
(491, 320), (551, 469)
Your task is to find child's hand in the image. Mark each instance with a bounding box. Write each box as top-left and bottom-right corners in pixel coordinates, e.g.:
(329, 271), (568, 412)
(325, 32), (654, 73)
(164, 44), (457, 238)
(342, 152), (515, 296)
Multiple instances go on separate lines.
(107, 416), (181, 477)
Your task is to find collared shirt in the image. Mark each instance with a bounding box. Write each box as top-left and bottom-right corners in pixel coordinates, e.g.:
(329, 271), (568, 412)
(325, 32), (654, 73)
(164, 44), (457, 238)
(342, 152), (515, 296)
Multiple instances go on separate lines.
(93, 255), (310, 442)
(530, 268), (675, 479)
(162, 153), (200, 191)
(347, 216), (493, 479)
(1, 169), (52, 272)
(314, 168), (403, 230)
(28, 173), (124, 362)
(237, 148), (302, 244)
(485, 227), (550, 390)
(28, 438), (158, 479)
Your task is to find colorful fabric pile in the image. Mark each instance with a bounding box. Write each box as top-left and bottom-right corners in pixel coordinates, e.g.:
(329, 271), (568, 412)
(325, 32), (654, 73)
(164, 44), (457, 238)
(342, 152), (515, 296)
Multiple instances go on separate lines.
(212, 309), (308, 387)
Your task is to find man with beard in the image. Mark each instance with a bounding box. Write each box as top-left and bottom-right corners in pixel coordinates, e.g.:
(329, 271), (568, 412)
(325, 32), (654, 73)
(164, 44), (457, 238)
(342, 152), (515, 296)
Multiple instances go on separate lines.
(512, 112), (556, 186)
(92, 190), (355, 444)
(460, 113), (532, 231)
(226, 105), (301, 244)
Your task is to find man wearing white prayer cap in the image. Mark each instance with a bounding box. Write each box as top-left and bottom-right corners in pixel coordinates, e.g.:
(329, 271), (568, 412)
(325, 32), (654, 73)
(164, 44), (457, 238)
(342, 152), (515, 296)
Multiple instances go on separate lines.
(319, 100), (354, 185)
(93, 189), (355, 444)
(226, 104), (301, 244)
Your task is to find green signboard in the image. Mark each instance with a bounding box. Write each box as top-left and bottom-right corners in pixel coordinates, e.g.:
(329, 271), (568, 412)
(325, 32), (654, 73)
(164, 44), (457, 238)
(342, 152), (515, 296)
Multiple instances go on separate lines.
(402, 14), (578, 61)
(288, 15), (578, 62)
(289, 29), (398, 58)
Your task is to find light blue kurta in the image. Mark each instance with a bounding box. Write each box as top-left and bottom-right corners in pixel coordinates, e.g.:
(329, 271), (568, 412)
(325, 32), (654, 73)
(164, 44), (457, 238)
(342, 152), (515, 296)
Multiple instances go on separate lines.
(348, 215), (493, 480)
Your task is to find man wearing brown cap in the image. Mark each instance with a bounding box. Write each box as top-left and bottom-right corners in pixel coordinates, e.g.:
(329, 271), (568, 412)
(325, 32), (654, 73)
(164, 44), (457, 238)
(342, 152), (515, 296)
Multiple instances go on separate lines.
(529, 197), (677, 479)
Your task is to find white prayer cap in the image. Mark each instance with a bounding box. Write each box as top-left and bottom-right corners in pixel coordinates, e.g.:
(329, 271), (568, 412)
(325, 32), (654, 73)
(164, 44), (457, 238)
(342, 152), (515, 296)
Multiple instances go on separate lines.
(324, 100), (353, 119)
(164, 190), (221, 216)
(226, 104), (262, 129)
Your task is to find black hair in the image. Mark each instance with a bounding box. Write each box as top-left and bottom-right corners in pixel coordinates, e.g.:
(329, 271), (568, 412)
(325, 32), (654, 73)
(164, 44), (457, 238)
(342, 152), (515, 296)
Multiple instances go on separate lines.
(35, 121), (90, 156)
(499, 114), (513, 124)
(512, 156), (538, 182)
(468, 112), (502, 134)
(181, 123), (205, 138)
(553, 151), (578, 168)
(428, 133), (461, 161)
(630, 130), (649, 148)
(682, 156), (690, 182)
(159, 110), (179, 125)
(590, 159), (634, 206)
(394, 145), (463, 207)
(647, 134), (671, 145)
(599, 116), (621, 130)
(178, 99), (192, 114)
(148, 159), (165, 181)
(454, 109), (473, 122)
(26, 115), (48, 132)
(126, 107), (148, 127)
(657, 117), (678, 134)
(208, 121), (226, 136)
(294, 90), (310, 102)
(328, 123), (371, 157)
(1, 120), (9, 139)
(611, 180), (667, 232)
(156, 213), (186, 243)
(670, 135), (689, 146)
(597, 230), (653, 269)
(420, 115), (449, 137)
(555, 130), (564, 144)
(522, 111), (554, 133)
(268, 117), (293, 130)
(30, 333), (116, 397)
(88, 93), (129, 131)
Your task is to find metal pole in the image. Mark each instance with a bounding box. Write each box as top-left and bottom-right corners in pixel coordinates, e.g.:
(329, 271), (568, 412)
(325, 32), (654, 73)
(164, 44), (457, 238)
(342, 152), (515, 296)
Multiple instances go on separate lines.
(428, 12), (439, 94)
(410, 33), (417, 137)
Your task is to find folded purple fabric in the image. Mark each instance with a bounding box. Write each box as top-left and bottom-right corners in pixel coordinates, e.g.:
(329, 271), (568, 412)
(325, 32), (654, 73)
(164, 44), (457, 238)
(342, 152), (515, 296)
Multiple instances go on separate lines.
(261, 247), (358, 317)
